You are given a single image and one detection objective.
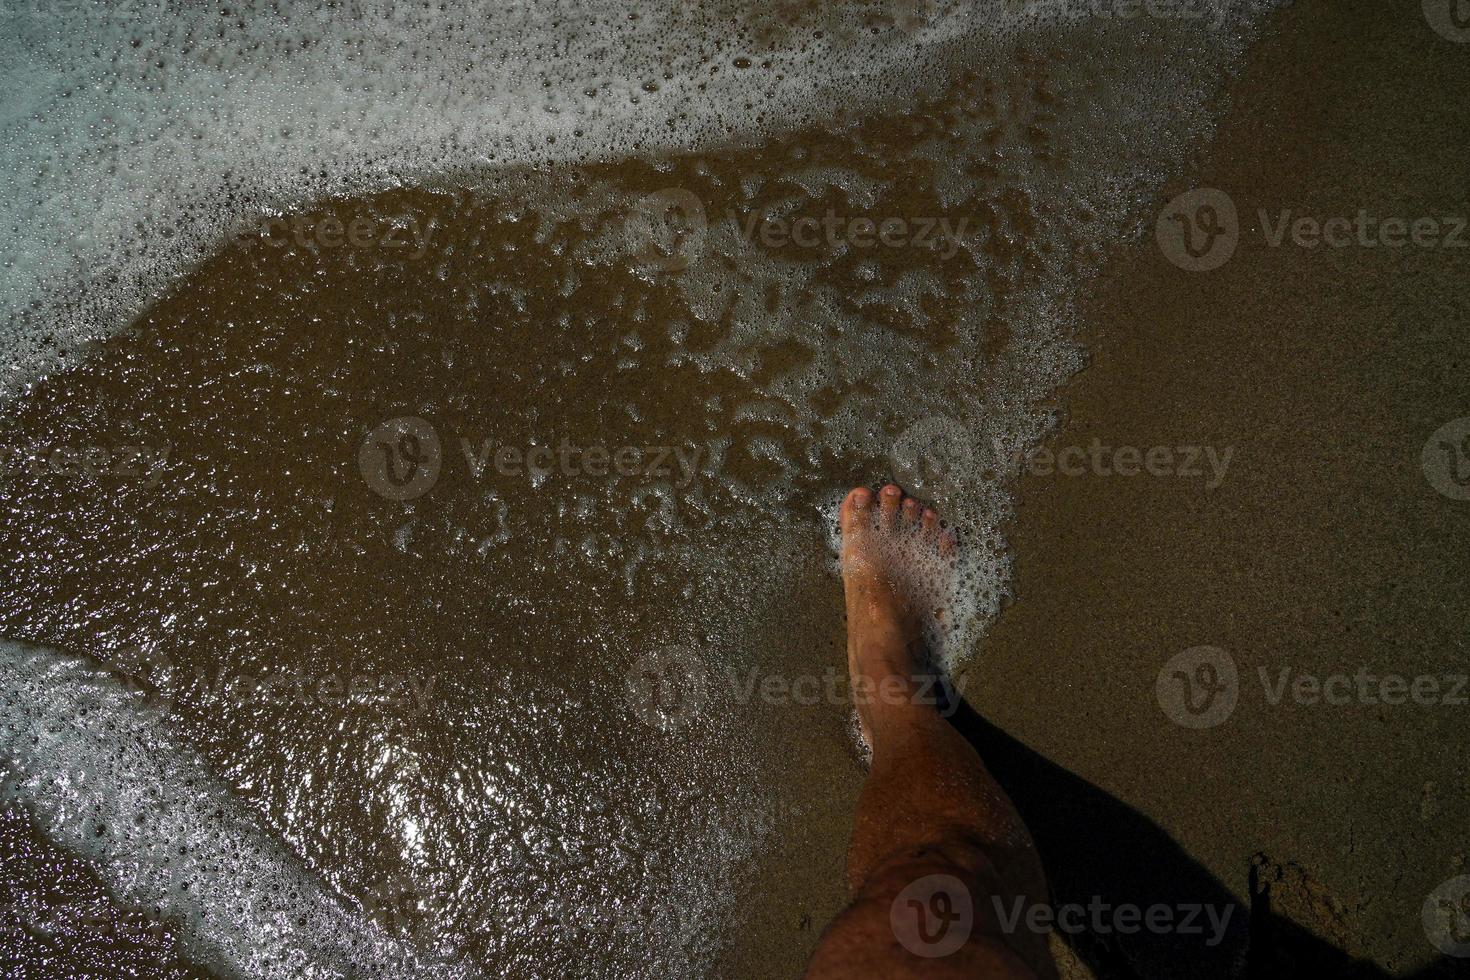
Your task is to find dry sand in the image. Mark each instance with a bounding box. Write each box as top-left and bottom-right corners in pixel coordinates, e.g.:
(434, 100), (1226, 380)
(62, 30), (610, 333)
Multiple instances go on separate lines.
(959, 0), (1470, 975)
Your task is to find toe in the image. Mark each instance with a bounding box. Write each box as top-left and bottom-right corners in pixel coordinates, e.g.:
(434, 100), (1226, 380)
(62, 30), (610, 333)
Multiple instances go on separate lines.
(840, 486), (874, 536)
(922, 508), (939, 538)
(901, 497), (920, 528)
(878, 484), (903, 527)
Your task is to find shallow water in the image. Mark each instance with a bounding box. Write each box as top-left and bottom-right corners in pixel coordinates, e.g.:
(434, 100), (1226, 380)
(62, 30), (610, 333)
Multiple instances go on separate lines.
(0, 1), (1280, 976)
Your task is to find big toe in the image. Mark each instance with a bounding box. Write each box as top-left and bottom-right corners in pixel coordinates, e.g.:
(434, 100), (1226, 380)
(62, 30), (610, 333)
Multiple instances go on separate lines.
(840, 486), (874, 538)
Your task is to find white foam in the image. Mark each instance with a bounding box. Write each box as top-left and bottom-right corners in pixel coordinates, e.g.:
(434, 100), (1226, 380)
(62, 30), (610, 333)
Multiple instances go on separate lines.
(0, 0), (1281, 399)
(0, 639), (479, 980)
(0, 0), (1014, 400)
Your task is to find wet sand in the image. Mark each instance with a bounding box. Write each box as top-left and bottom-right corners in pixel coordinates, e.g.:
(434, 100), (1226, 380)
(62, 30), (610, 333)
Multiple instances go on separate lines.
(0, 806), (211, 977)
(1, 1), (1464, 977)
(0, 152), (918, 976)
(2, 34), (1103, 972)
(963, 0), (1470, 975)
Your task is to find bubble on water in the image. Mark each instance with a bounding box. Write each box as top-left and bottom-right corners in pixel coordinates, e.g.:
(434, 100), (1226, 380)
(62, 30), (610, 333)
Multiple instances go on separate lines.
(0, 0), (1278, 396)
(0, 640), (478, 980)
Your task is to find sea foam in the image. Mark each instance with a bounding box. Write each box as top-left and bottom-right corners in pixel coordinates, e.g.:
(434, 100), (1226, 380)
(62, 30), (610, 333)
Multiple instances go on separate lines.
(0, 639), (479, 979)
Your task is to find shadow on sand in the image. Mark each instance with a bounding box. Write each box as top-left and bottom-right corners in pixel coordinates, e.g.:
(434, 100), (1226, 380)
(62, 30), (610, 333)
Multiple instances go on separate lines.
(951, 702), (1466, 980)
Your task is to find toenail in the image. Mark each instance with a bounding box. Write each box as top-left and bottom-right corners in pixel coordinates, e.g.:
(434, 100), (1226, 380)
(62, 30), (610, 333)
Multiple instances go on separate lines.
(881, 484), (901, 497)
(850, 487), (872, 508)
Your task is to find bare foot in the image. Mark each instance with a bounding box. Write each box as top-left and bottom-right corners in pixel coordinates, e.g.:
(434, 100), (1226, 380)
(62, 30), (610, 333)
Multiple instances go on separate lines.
(839, 484), (956, 746)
